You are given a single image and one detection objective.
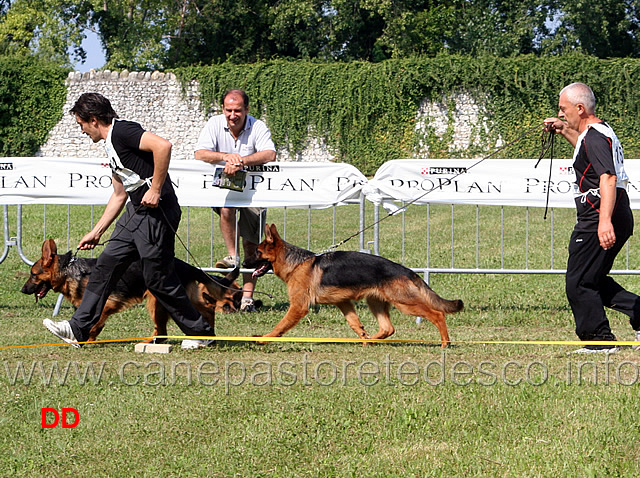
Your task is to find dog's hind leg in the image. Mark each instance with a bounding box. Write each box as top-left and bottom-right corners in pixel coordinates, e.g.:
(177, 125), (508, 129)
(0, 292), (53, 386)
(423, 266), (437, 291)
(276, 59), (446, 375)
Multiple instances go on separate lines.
(88, 318), (107, 342)
(365, 297), (394, 340)
(421, 309), (450, 347)
(396, 301), (450, 347)
(335, 300), (370, 341)
(88, 299), (125, 341)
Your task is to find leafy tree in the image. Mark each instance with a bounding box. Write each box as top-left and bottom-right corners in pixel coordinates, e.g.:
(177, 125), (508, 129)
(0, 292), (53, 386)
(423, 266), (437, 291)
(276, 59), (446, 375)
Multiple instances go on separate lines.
(358, 0), (460, 59)
(91, 0), (174, 70)
(165, 0), (272, 66)
(0, 0), (90, 65)
(2, 0), (640, 70)
(327, 0), (387, 61)
(546, 0), (640, 57)
(448, 0), (555, 57)
(267, 0), (330, 59)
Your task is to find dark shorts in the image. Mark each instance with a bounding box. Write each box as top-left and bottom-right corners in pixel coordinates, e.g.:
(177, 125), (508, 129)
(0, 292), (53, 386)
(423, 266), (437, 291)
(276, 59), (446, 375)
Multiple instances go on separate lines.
(213, 207), (267, 244)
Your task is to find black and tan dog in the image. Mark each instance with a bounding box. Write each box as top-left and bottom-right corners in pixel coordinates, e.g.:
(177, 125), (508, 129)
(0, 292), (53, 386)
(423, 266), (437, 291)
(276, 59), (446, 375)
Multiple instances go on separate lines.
(244, 224), (464, 347)
(21, 239), (242, 342)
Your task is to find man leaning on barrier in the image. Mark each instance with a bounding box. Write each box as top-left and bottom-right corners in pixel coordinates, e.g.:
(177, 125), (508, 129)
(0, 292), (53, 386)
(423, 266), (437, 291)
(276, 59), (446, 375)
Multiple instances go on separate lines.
(194, 89), (276, 313)
(43, 92), (216, 350)
(544, 82), (640, 354)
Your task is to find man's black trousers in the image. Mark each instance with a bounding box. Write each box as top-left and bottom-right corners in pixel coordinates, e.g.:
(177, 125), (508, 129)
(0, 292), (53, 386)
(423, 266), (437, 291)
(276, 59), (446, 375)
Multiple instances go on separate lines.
(69, 202), (215, 342)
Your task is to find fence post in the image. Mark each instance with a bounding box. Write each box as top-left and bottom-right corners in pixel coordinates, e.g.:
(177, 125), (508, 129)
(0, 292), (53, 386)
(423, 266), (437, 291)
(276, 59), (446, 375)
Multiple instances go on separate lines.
(359, 193), (366, 252)
(0, 205), (10, 264)
(373, 202), (380, 256)
(16, 205), (34, 265)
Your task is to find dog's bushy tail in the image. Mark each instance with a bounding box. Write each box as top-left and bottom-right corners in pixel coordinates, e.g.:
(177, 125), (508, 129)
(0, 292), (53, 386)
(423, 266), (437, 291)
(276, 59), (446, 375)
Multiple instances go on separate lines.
(418, 278), (464, 314)
(441, 298), (464, 314)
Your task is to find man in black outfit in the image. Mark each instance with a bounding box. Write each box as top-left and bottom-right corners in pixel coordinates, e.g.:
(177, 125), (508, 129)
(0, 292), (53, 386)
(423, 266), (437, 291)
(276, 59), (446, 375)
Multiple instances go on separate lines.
(544, 82), (640, 354)
(43, 92), (215, 349)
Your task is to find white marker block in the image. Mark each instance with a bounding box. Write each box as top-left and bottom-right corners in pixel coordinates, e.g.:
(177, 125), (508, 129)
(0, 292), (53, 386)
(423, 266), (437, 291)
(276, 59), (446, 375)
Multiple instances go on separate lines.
(134, 343), (173, 354)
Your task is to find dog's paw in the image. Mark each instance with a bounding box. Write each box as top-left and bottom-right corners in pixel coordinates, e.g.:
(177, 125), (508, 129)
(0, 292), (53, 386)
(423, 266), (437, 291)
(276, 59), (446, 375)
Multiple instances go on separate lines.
(252, 334), (268, 345)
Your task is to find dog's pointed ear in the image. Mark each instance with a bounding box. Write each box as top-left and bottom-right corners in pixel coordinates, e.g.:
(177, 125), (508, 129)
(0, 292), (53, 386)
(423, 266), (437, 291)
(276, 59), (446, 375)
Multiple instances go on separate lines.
(42, 239), (57, 267)
(264, 224), (273, 243)
(269, 224), (280, 240)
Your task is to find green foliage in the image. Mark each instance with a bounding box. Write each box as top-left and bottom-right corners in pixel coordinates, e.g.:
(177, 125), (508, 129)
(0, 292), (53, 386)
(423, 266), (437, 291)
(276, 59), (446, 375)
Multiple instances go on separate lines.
(3, 1), (640, 71)
(177, 55), (640, 175)
(166, 0), (272, 67)
(94, 0), (177, 71)
(0, 0), (91, 66)
(547, 0), (640, 58)
(0, 54), (68, 156)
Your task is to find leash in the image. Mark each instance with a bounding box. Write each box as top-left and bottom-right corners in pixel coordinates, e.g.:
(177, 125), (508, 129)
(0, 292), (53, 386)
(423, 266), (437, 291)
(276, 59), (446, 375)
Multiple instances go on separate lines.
(317, 122), (547, 254)
(70, 202), (146, 263)
(534, 127), (556, 219)
(157, 205), (273, 299)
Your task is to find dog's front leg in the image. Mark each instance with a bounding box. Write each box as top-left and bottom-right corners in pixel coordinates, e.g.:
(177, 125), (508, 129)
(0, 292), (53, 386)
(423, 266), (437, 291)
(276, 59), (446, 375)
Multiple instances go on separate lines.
(260, 299), (309, 342)
(145, 295), (168, 344)
(335, 301), (370, 345)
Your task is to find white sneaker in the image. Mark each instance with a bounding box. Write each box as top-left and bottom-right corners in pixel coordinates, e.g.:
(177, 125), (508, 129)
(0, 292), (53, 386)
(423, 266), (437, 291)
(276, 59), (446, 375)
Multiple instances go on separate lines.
(43, 319), (80, 348)
(570, 346), (619, 355)
(633, 330), (640, 351)
(181, 338), (215, 349)
(240, 297), (258, 313)
(215, 255), (239, 269)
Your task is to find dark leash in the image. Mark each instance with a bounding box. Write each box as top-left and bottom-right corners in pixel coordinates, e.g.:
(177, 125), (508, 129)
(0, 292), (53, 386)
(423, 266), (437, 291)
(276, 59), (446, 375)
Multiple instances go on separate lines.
(319, 122), (548, 253)
(534, 127), (556, 220)
(157, 205), (273, 299)
(70, 202), (146, 263)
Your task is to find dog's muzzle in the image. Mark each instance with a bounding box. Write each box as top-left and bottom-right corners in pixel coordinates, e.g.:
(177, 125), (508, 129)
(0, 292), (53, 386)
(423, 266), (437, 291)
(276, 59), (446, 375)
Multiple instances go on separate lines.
(21, 280), (52, 302)
(243, 258), (272, 279)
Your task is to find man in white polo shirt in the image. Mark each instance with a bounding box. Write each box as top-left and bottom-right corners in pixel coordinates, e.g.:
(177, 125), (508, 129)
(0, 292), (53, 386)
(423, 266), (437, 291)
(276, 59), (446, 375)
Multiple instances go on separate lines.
(195, 89), (276, 312)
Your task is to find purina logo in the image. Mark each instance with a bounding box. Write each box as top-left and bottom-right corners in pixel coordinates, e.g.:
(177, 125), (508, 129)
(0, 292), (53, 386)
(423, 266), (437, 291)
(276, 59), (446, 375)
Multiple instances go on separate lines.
(421, 166), (468, 175)
(0, 162), (14, 171)
(558, 166), (574, 175)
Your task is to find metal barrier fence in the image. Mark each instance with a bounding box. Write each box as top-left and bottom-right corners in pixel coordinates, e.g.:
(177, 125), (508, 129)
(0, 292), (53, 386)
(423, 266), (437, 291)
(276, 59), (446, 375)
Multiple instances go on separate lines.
(3, 200), (640, 279)
(1, 200), (369, 270)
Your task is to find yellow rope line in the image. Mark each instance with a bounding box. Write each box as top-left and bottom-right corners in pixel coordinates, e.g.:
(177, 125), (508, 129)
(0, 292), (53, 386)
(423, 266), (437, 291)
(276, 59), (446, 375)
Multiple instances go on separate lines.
(0, 337), (154, 349)
(1, 335), (638, 349)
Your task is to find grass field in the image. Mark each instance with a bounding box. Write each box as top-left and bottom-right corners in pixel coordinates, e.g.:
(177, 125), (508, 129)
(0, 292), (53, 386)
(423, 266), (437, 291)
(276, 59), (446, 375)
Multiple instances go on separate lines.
(2, 204), (640, 477)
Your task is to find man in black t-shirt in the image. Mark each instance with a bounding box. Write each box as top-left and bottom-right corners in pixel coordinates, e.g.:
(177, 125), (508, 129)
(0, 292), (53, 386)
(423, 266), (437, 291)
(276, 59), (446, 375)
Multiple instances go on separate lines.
(545, 82), (640, 354)
(43, 92), (216, 349)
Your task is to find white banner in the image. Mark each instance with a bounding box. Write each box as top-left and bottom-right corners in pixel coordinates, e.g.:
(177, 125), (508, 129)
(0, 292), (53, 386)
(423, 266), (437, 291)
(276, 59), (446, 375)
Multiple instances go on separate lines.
(4, 157), (640, 209)
(0, 158), (367, 208)
(366, 158), (640, 209)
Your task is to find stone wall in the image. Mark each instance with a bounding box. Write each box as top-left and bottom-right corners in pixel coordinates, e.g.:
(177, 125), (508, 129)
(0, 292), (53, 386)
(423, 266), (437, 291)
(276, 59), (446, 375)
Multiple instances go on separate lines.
(38, 70), (485, 162)
(38, 70), (205, 161)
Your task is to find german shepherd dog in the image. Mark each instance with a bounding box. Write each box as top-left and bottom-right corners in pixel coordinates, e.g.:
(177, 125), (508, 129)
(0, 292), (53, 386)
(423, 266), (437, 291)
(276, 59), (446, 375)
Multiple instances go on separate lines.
(21, 239), (242, 342)
(245, 224), (464, 347)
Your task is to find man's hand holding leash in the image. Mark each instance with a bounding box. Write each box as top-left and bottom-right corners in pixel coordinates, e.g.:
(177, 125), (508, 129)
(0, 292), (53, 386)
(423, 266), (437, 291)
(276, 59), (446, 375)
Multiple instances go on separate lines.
(544, 117), (580, 147)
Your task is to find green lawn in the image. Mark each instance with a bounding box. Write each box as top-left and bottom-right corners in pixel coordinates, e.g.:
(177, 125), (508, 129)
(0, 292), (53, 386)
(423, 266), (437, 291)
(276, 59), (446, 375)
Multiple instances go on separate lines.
(2, 204), (640, 477)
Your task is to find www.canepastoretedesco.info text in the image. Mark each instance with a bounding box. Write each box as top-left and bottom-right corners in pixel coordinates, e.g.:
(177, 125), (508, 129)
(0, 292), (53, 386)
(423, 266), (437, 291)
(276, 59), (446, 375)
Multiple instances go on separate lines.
(4, 353), (640, 392)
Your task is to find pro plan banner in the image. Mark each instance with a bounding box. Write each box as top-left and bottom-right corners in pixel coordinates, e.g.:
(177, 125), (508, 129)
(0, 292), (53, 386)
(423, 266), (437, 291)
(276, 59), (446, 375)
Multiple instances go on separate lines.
(0, 158), (367, 207)
(4, 157), (640, 209)
(366, 158), (640, 210)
